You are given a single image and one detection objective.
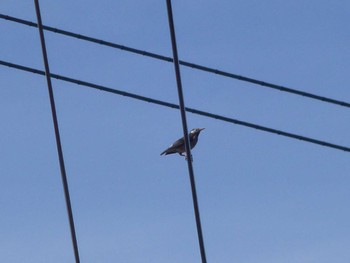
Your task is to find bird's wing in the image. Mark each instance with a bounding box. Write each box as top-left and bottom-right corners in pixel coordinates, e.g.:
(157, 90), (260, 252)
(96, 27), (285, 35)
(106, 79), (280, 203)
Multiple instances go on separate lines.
(160, 137), (184, 155)
(169, 137), (184, 148)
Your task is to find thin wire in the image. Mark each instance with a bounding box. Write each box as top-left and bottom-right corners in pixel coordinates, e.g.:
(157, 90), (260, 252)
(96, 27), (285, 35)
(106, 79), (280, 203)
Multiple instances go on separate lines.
(1, 13), (350, 109)
(1, 59), (350, 153)
(33, 2), (80, 262)
(166, 0), (207, 262)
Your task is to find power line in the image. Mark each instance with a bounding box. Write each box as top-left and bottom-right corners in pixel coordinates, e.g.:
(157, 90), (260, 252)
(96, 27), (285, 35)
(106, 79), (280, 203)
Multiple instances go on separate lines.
(33, 1), (81, 262)
(1, 13), (350, 109)
(166, 0), (207, 262)
(1, 59), (350, 153)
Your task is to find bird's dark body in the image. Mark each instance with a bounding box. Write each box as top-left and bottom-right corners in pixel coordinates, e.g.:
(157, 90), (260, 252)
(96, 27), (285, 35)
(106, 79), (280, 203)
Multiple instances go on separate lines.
(161, 128), (204, 156)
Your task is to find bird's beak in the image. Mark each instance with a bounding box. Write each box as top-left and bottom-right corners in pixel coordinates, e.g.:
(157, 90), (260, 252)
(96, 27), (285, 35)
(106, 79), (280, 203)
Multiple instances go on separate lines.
(199, 128), (205, 131)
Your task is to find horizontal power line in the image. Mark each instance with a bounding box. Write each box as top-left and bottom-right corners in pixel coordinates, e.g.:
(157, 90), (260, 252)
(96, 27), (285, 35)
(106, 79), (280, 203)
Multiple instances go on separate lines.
(1, 59), (350, 153)
(1, 13), (350, 109)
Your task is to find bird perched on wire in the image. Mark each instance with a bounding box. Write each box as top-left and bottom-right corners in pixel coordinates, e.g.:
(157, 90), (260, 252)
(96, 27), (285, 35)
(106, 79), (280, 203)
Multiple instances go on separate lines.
(160, 128), (205, 157)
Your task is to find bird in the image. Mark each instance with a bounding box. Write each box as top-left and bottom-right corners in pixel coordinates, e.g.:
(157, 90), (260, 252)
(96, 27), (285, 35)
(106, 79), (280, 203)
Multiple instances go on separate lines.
(160, 128), (205, 157)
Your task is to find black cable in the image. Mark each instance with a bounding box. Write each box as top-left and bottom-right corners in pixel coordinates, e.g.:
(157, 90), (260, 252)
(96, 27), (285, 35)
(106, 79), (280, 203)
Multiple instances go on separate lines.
(166, 1), (207, 262)
(1, 59), (350, 153)
(1, 13), (350, 109)
(33, 2), (80, 262)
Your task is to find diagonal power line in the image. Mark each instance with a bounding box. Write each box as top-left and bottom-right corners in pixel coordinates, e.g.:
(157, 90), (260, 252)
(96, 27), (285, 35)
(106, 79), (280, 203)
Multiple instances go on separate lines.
(33, 1), (81, 262)
(1, 59), (350, 153)
(166, 0), (207, 262)
(1, 13), (350, 109)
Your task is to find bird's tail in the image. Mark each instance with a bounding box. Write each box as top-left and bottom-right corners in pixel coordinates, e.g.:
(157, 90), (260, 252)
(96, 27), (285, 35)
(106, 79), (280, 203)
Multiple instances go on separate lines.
(161, 148), (177, 156)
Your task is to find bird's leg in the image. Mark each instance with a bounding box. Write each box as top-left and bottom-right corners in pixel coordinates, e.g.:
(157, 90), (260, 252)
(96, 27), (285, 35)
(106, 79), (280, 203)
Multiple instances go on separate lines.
(181, 152), (188, 160)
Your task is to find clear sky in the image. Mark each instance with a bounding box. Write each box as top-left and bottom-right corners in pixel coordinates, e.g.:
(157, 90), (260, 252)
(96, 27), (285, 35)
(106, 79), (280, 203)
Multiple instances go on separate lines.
(1, 1), (350, 262)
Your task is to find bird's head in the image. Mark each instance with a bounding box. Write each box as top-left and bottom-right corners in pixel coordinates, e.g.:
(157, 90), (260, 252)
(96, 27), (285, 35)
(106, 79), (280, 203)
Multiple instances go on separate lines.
(190, 128), (205, 134)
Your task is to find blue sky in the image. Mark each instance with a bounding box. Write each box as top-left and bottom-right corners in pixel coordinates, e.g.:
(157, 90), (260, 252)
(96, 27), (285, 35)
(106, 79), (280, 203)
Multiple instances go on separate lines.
(1, 1), (350, 262)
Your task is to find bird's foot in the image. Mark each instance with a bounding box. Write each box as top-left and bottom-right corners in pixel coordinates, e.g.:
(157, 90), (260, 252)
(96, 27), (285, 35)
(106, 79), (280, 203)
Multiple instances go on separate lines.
(184, 154), (193, 161)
